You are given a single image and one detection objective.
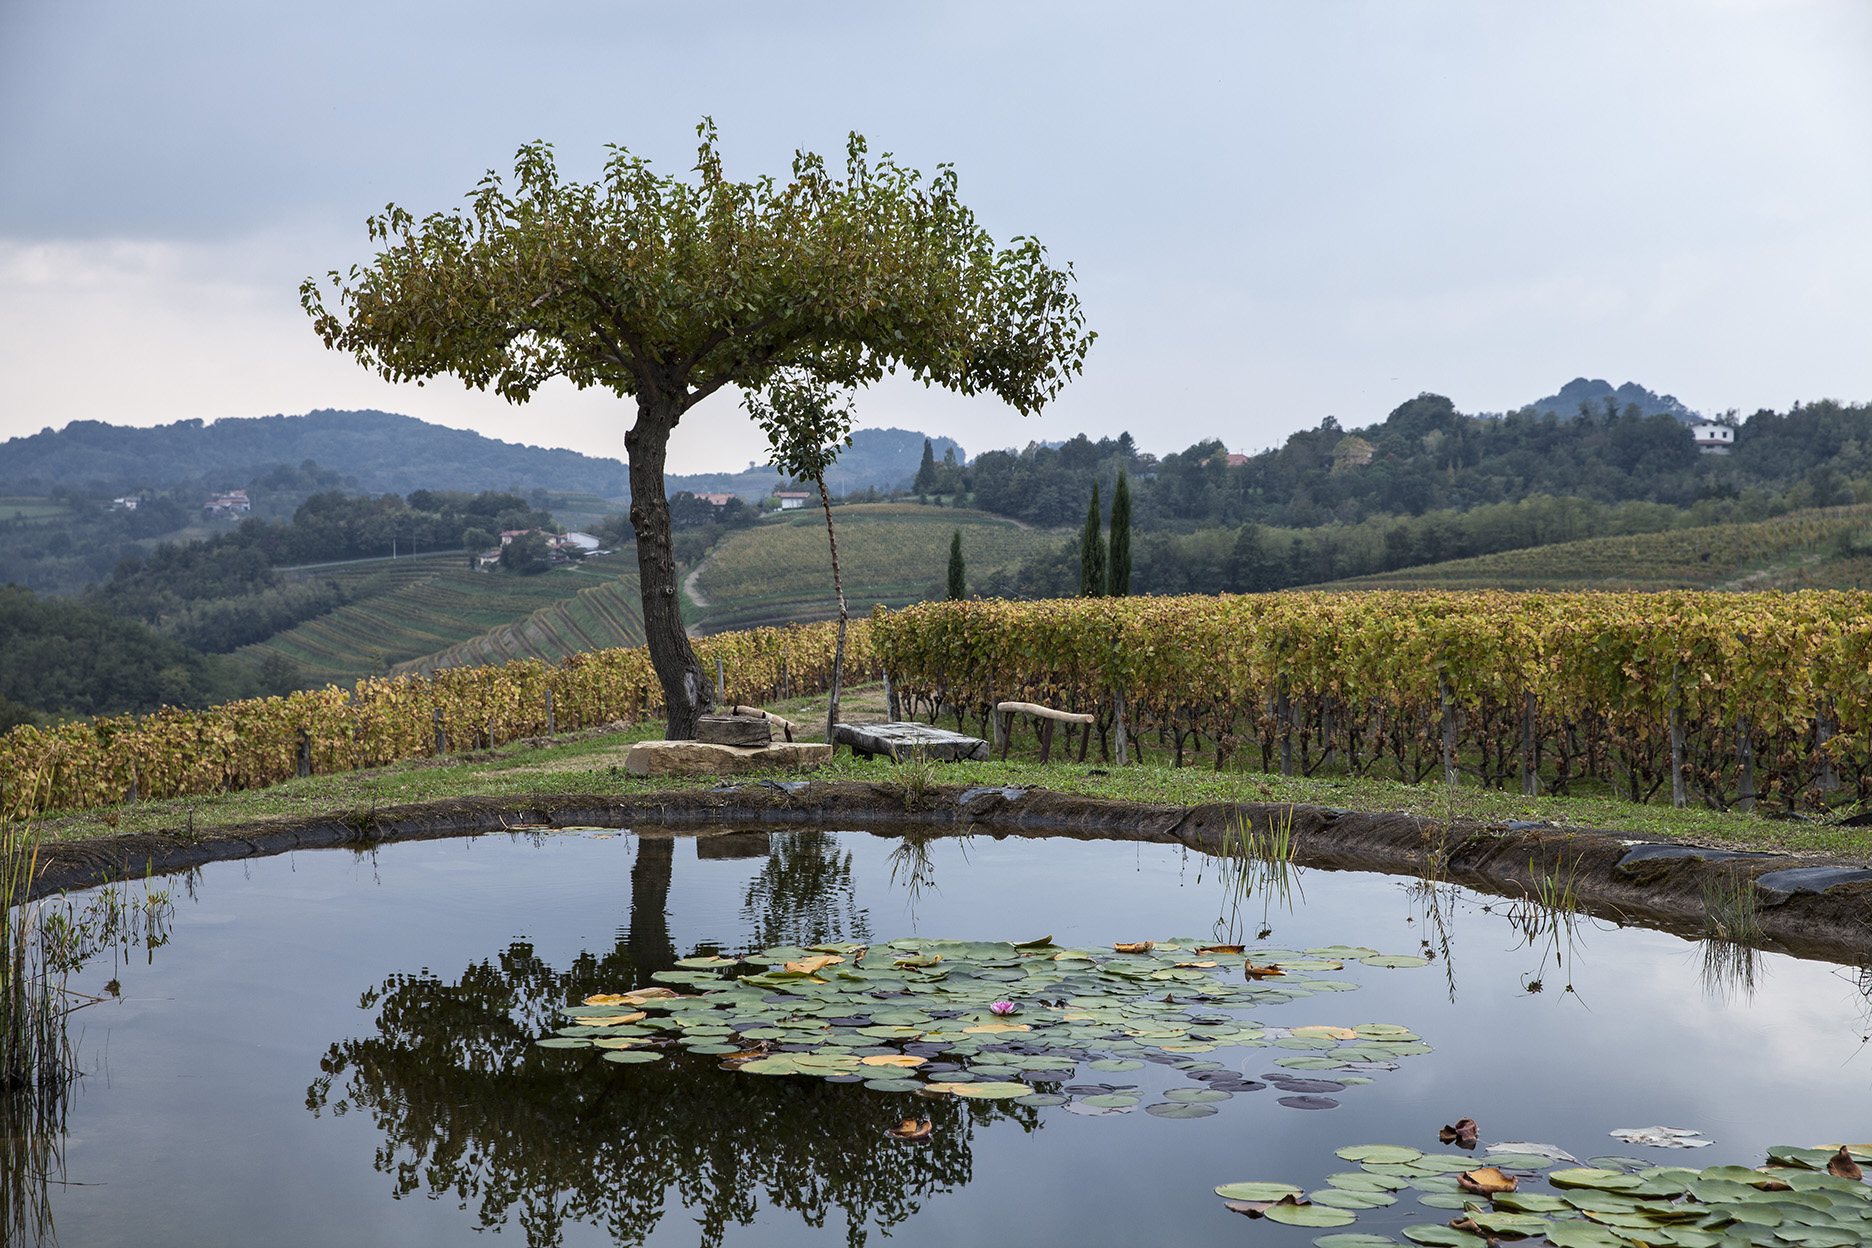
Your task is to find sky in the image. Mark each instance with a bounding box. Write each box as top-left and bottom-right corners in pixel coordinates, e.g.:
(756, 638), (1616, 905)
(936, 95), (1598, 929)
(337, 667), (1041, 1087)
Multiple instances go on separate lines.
(2, 1), (1868, 476)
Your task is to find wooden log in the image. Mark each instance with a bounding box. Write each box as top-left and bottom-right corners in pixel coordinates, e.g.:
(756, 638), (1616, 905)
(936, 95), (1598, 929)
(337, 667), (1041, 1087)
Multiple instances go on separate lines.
(730, 705), (799, 742)
(696, 715), (773, 747)
(994, 701), (1096, 725)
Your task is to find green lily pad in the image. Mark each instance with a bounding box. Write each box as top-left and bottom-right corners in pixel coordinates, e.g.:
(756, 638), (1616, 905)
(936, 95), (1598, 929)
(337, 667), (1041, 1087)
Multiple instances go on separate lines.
(1017, 1093), (1067, 1107)
(1146, 1102), (1220, 1118)
(1165, 1088), (1233, 1104)
(675, 955), (738, 968)
(1543, 1220), (1637, 1248)
(1468, 1211), (1551, 1237)
(1494, 1193), (1574, 1213)
(1216, 1182), (1306, 1201)
(1088, 1058), (1145, 1072)
(1400, 1224), (1486, 1246)
(1278, 1056), (1350, 1070)
(1082, 1094), (1141, 1108)
(1361, 954), (1430, 968)
(1551, 1169), (1646, 1191)
(1313, 1237), (1397, 1248)
(1311, 1188), (1399, 1209)
(1410, 1177), (1462, 1192)
(1339, 1145), (1425, 1164)
(1417, 1193), (1473, 1210)
(601, 1050), (662, 1064)
(1268, 1204), (1359, 1228)
(684, 1043), (742, 1055)
(1769, 1230), (1859, 1248)
(1413, 1154), (1485, 1174)
(534, 1036), (590, 1048)
(1328, 1173), (1412, 1192)
(1486, 1154), (1564, 1172)
(944, 1081), (1033, 1099)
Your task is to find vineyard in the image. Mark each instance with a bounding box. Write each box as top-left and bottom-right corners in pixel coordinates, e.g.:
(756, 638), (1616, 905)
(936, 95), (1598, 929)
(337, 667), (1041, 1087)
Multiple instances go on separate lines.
(1320, 505), (1872, 592)
(242, 555), (643, 684)
(1, 619), (874, 819)
(871, 591), (1872, 814)
(396, 577), (646, 676)
(692, 504), (1060, 632)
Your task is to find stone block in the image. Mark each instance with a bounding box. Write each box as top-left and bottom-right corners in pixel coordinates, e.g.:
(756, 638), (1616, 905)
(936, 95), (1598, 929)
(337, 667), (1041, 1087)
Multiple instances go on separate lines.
(834, 721), (988, 762)
(623, 739), (831, 777)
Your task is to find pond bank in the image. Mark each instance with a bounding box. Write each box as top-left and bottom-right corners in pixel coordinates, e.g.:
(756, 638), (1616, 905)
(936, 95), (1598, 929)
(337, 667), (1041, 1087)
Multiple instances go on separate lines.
(21, 782), (1872, 966)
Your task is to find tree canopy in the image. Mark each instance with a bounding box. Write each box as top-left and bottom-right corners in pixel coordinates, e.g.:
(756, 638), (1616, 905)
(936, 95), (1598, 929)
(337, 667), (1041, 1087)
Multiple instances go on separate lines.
(303, 121), (1091, 735)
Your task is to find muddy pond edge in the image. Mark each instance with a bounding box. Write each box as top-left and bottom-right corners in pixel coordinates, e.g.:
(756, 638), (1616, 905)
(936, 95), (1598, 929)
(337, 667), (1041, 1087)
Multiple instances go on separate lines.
(17, 782), (1872, 966)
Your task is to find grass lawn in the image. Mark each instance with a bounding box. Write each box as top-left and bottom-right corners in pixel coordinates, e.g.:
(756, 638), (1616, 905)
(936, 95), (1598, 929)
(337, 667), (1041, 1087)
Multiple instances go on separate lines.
(21, 683), (1871, 862)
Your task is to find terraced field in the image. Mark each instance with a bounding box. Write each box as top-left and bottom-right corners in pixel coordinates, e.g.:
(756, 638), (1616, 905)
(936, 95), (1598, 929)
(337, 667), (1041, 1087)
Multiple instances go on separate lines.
(241, 554), (643, 684)
(691, 504), (1063, 633)
(395, 576), (644, 676)
(1317, 504), (1872, 591)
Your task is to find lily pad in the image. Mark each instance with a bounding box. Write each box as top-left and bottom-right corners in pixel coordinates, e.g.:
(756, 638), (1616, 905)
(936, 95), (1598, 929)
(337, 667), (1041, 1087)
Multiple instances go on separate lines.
(1313, 1237), (1399, 1248)
(1165, 1088), (1233, 1104)
(1339, 1146), (1425, 1164)
(1146, 1101), (1220, 1118)
(601, 1050), (663, 1064)
(1401, 1224), (1487, 1247)
(1017, 1093), (1067, 1107)
(534, 1036), (590, 1048)
(1551, 1169), (1646, 1191)
(933, 1081), (1032, 1099)
(1361, 954), (1431, 968)
(1417, 1193), (1473, 1210)
(1216, 1182), (1306, 1201)
(1312, 1188), (1399, 1209)
(1267, 1204), (1360, 1228)
(1082, 1094), (1142, 1108)
(1543, 1221), (1636, 1248)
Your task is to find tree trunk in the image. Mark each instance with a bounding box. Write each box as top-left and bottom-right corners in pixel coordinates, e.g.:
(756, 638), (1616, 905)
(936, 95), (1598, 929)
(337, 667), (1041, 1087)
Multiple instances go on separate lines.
(818, 473), (849, 751)
(627, 396), (713, 739)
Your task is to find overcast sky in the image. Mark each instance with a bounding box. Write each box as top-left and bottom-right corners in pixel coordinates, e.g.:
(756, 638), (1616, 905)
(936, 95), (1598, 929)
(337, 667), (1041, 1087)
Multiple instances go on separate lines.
(2, 1), (1868, 476)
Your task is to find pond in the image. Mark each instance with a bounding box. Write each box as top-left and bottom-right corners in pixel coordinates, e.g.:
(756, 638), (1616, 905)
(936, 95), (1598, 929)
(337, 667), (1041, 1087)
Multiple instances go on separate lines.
(16, 826), (1872, 1247)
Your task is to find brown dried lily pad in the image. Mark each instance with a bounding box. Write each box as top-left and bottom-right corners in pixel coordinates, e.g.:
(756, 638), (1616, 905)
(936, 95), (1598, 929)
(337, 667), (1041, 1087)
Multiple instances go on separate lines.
(1457, 1168), (1517, 1195)
(1441, 1117), (1481, 1149)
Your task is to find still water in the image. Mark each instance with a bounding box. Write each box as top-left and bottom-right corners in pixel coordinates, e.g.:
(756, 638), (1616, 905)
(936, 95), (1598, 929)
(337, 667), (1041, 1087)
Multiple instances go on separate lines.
(28, 828), (1872, 1246)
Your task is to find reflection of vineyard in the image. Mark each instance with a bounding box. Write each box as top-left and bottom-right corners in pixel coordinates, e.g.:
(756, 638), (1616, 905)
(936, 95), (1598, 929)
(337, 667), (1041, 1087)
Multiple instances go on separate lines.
(307, 832), (1020, 1248)
(1323, 505), (1872, 591)
(240, 556), (643, 683)
(694, 507), (1059, 633)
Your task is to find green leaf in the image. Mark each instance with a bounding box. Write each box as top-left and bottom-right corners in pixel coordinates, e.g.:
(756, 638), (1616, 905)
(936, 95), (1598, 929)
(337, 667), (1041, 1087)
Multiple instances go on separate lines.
(1145, 1102), (1220, 1118)
(1339, 1146), (1426, 1164)
(1400, 1225), (1486, 1246)
(1267, 1204), (1359, 1228)
(1216, 1182), (1306, 1202)
(1543, 1220), (1636, 1248)
(1313, 1236), (1400, 1248)
(600, 1050), (662, 1064)
(1312, 1189), (1398, 1209)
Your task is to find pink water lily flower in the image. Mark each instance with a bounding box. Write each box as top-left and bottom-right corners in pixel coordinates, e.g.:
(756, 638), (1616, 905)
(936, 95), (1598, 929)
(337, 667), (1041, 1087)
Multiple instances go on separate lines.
(989, 1001), (1018, 1016)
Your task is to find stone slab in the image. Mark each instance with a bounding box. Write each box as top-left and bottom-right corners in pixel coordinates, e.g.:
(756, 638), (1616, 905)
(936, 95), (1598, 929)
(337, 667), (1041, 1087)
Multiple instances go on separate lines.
(624, 739), (831, 777)
(835, 721), (988, 762)
(695, 715), (772, 747)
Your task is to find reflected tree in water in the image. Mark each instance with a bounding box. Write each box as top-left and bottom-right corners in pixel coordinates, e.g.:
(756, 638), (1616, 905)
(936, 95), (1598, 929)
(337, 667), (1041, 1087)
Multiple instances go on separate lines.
(306, 938), (1026, 1248)
(739, 831), (870, 951)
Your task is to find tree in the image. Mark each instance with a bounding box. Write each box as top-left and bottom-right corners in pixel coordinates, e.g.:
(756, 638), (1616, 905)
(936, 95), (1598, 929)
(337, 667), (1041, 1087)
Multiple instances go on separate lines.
(947, 530), (966, 600)
(745, 372), (857, 751)
(1079, 482), (1106, 596)
(1108, 472), (1132, 596)
(499, 530), (552, 574)
(302, 122), (1092, 737)
(913, 438), (939, 495)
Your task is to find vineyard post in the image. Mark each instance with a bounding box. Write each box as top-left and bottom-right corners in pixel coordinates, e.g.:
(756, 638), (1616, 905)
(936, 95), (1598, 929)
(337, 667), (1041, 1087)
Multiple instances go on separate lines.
(885, 672), (900, 721)
(546, 689), (555, 737)
(1669, 665), (1687, 809)
(716, 656), (726, 710)
(1114, 692), (1128, 765)
(1277, 675), (1293, 779)
(1439, 676), (1456, 788)
(1818, 703), (1840, 793)
(1737, 716), (1755, 812)
(297, 730), (311, 779)
(433, 707), (446, 756)
(1520, 690), (1537, 796)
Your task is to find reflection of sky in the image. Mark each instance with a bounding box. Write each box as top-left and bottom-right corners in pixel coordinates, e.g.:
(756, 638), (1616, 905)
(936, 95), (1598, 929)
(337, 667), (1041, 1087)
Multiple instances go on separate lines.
(45, 831), (1872, 1247)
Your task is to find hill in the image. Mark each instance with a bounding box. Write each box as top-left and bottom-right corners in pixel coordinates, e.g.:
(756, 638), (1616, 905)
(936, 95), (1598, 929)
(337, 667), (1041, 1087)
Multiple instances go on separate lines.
(394, 578), (645, 677)
(0, 409), (633, 497)
(688, 504), (1061, 633)
(240, 554), (644, 685)
(666, 427), (964, 502)
(1518, 377), (1701, 423)
(1312, 505), (1872, 592)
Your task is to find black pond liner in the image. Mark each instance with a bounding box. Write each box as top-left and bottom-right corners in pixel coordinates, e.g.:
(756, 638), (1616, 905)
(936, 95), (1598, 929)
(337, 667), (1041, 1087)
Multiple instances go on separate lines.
(1277, 1094), (1340, 1110)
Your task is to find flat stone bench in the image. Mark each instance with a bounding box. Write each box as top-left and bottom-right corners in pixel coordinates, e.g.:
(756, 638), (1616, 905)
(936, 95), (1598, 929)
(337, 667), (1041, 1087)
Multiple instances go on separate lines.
(624, 739), (831, 777)
(834, 721), (988, 762)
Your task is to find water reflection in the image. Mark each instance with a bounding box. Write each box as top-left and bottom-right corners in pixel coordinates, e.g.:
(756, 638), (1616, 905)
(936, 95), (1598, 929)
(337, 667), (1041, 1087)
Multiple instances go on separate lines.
(740, 830), (871, 951)
(306, 940), (1025, 1247)
(1700, 937), (1761, 1003)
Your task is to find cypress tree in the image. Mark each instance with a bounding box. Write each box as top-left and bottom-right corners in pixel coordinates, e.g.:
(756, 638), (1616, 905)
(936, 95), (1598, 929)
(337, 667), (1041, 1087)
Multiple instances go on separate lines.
(913, 438), (938, 494)
(1108, 473), (1132, 596)
(947, 530), (966, 600)
(1079, 482), (1106, 597)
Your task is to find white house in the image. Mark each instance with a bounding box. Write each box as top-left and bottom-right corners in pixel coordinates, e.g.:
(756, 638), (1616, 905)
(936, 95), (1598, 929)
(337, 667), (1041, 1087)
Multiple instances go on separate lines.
(775, 491), (812, 510)
(1689, 421), (1735, 455)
